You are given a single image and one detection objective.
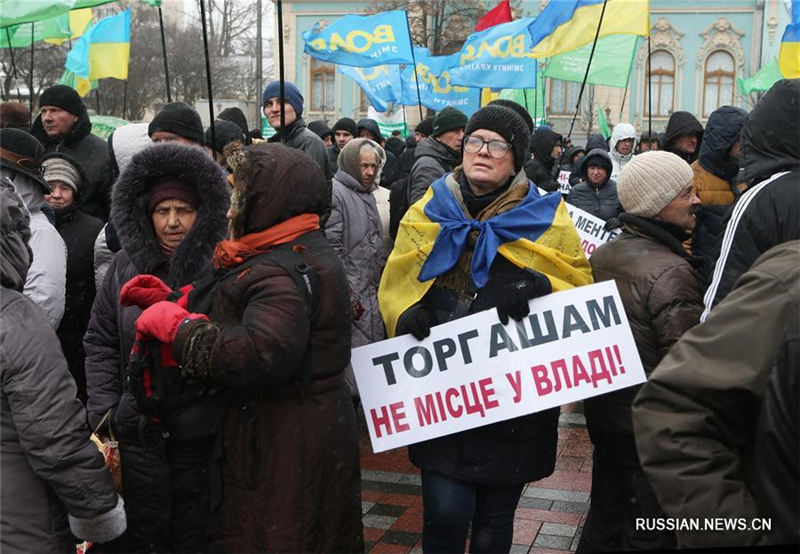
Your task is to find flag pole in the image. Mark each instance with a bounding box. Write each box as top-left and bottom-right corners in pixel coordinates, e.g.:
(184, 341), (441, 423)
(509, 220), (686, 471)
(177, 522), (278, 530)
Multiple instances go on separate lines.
(95, 87), (101, 114)
(647, 33), (652, 144)
(277, 0), (286, 131)
(123, 80), (128, 119)
(157, 7), (172, 102)
(404, 13), (423, 120)
(199, 0), (216, 149)
(566, 0), (608, 142)
(5, 29), (23, 104)
(29, 23), (34, 118)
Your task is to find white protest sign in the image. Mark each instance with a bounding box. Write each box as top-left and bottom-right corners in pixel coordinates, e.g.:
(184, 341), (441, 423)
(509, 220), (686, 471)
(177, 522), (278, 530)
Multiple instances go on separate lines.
(353, 281), (645, 453)
(565, 204), (621, 258)
(557, 170), (572, 195)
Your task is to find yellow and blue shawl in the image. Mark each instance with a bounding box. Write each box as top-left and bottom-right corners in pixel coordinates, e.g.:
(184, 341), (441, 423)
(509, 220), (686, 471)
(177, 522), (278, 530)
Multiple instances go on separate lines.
(379, 173), (593, 337)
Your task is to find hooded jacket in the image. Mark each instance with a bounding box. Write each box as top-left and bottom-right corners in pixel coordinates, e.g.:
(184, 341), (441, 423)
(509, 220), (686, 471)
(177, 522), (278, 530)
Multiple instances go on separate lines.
(609, 123), (636, 180)
(634, 240), (800, 548)
(32, 104), (111, 221)
(524, 128), (562, 192)
(408, 135), (462, 204)
(587, 213), (703, 434)
(1, 180), (126, 552)
(83, 143), (229, 551)
(689, 106), (747, 283)
(94, 123), (152, 290)
(170, 143), (363, 553)
(702, 79), (800, 319)
(1, 169), (67, 328)
(567, 148), (623, 221)
(325, 139), (388, 396)
(663, 111), (704, 163)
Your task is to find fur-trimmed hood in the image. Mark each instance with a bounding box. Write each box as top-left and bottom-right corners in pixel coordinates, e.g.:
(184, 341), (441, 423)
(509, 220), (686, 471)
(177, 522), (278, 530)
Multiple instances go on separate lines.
(224, 141), (327, 239)
(110, 143), (230, 287)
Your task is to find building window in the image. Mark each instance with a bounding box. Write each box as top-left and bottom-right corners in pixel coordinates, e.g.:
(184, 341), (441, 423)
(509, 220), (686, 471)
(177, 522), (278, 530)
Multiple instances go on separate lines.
(310, 58), (335, 112)
(548, 79), (580, 115)
(702, 50), (735, 117)
(644, 50), (675, 117)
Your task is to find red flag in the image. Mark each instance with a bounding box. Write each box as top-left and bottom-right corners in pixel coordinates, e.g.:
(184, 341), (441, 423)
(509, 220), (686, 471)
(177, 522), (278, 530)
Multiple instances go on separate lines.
(475, 0), (512, 31)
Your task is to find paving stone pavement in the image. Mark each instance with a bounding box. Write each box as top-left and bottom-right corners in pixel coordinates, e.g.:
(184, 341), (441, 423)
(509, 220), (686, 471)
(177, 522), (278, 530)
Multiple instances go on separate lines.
(358, 403), (592, 553)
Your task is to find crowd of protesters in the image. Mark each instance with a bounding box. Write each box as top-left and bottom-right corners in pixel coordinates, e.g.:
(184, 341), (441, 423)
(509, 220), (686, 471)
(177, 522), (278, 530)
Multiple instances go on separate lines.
(0, 76), (797, 554)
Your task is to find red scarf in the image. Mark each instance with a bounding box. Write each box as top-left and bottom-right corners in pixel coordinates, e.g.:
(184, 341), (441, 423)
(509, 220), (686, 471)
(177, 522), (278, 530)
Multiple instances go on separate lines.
(213, 213), (320, 269)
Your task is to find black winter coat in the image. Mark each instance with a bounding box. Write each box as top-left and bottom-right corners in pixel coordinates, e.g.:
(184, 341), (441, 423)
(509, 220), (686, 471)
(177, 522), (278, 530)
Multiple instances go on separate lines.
(566, 148), (622, 221)
(83, 143), (229, 552)
(408, 137), (461, 204)
(54, 204), (104, 402)
(398, 172), (559, 485)
(525, 129), (562, 192)
(32, 109), (111, 221)
(702, 79), (800, 316)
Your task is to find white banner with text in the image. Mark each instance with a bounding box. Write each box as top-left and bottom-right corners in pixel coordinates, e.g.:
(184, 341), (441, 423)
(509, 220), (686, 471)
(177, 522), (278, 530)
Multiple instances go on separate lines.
(353, 281), (645, 452)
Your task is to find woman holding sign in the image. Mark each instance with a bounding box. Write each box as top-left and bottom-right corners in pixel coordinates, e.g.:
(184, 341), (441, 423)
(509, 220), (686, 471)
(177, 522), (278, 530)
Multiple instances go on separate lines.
(380, 104), (593, 553)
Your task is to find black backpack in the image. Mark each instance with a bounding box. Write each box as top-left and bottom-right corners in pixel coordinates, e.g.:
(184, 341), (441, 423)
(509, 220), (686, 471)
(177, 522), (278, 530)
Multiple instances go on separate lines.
(388, 174), (411, 240)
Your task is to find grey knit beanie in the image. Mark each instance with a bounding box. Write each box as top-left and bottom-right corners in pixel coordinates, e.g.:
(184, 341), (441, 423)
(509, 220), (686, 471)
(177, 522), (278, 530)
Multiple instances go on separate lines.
(42, 156), (81, 193)
(617, 150), (693, 217)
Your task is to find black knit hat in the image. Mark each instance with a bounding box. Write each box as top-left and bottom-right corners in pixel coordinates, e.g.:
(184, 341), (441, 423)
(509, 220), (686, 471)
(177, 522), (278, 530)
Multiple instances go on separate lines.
(148, 102), (204, 145)
(39, 84), (85, 117)
(332, 117), (358, 137)
(415, 117), (434, 137)
(464, 105), (530, 172)
(205, 119), (247, 155)
(489, 99), (534, 134)
(218, 107), (252, 145)
(307, 120), (332, 140)
(433, 106), (467, 136)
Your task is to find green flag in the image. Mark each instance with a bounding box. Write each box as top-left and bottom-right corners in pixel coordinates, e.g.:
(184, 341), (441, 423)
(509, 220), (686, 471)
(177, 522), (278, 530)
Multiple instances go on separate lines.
(0, 15), (71, 48)
(543, 34), (638, 88)
(737, 57), (783, 96)
(0, 0), (116, 29)
(597, 105), (610, 139)
(90, 114), (130, 139)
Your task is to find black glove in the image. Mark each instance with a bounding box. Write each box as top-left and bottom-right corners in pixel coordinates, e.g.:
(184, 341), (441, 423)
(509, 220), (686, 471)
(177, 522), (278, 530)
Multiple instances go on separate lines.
(603, 216), (621, 231)
(496, 271), (552, 325)
(396, 304), (436, 340)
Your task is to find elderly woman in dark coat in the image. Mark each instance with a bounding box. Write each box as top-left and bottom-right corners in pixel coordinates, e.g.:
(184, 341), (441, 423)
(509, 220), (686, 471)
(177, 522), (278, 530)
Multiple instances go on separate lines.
(83, 142), (229, 552)
(131, 142), (363, 552)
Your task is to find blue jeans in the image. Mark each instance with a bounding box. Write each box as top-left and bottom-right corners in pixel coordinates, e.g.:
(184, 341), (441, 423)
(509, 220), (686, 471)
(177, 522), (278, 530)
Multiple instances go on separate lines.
(421, 470), (524, 553)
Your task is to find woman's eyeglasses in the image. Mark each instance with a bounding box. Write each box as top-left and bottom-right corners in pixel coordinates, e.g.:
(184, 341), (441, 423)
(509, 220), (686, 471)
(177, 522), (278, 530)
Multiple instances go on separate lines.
(463, 134), (512, 159)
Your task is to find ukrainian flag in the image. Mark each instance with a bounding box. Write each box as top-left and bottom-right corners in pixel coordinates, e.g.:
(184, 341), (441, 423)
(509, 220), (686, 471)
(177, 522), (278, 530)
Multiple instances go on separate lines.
(379, 175), (593, 337)
(527, 0), (649, 59)
(65, 10), (130, 82)
(779, 0), (800, 78)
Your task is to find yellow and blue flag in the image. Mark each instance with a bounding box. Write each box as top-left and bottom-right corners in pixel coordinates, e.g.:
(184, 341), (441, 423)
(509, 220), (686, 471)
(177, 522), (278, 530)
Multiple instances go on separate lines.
(65, 9), (130, 81)
(779, 0), (800, 78)
(303, 11), (414, 67)
(379, 175), (593, 337)
(527, 0), (649, 59)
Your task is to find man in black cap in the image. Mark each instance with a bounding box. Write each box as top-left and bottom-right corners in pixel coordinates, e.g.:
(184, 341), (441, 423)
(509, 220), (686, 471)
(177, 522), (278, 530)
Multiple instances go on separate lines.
(662, 111), (704, 163)
(308, 120), (333, 147)
(0, 128), (67, 328)
(328, 117), (358, 170)
(31, 84), (111, 220)
(414, 117), (434, 142)
(408, 106), (467, 203)
(148, 101), (205, 146)
(204, 119), (248, 171)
